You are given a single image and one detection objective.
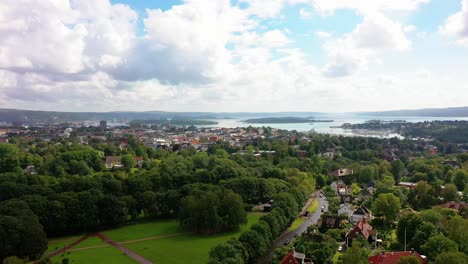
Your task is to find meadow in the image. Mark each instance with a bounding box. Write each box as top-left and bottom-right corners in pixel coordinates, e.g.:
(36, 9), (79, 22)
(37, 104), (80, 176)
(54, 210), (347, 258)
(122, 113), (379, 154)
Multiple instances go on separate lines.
(48, 213), (264, 263)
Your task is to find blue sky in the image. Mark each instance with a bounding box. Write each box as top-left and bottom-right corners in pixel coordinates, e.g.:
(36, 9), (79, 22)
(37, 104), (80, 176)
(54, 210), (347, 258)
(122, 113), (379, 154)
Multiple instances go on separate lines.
(0, 0), (467, 112)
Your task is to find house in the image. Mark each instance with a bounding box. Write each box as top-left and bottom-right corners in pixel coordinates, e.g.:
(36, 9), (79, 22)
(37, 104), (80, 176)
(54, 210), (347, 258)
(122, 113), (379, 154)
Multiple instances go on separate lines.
(352, 206), (372, 225)
(24, 165), (37, 175)
(442, 160), (461, 168)
(330, 168), (354, 177)
(319, 215), (342, 232)
(135, 156), (144, 168)
(338, 203), (354, 221)
(438, 201), (468, 218)
(398, 208), (417, 219)
(357, 187), (374, 204)
(398, 182), (417, 190)
(105, 156), (122, 169)
(346, 218), (378, 247)
(319, 148), (340, 159)
(296, 150), (308, 158)
(368, 249), (427, 264)
(280, 248), (313, 264)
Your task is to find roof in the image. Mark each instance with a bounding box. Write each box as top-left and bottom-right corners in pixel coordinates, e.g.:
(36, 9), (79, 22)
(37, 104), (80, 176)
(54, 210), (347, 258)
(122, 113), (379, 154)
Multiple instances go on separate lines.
(105, 156), (121, 162)
(439, 202), (468, 211)
(281, 251), (299, 264)
(347, 218), (373, 239)
(368, 251), (426, 264)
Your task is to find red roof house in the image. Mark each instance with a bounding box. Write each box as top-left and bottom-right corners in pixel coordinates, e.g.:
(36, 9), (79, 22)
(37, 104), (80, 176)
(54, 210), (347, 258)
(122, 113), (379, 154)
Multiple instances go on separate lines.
(368, 249), (427, 264)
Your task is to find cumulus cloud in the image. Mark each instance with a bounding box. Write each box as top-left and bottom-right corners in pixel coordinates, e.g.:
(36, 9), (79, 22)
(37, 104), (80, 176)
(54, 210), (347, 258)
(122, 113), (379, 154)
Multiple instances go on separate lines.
(310, 0), (430, 15)
(322, 13), (411, 77)
(440, 0), (468, 46)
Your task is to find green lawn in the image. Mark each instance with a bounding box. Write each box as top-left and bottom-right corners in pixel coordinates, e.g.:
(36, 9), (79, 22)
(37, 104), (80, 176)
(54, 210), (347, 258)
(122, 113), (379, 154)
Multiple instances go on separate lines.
(307, 199), (319, 213)
(125, 213), (263, 264)
(288, 217), (307, 232)
(53, 246), (139, 264)
(103, 219), (184, 242)
(48, 213), (264, 264)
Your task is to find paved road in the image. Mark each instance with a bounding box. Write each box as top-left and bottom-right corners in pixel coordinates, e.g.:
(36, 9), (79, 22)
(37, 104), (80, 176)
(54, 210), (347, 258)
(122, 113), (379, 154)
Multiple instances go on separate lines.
(257, 192), (329, 264)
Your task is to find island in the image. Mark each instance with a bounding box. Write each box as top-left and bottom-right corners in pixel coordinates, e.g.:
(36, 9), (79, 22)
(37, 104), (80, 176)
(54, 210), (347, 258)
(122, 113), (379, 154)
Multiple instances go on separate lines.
(242, 117), (333, 124)
(129, 119), (218, 126)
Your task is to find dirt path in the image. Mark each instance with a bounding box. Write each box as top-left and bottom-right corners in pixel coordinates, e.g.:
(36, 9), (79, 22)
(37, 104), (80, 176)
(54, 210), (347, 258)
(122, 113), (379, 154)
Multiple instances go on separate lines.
(44, 231), (192, 263)
(120, 232), (193, 244)
(47, 234), (93, 258)
(95, 232), (153, 264)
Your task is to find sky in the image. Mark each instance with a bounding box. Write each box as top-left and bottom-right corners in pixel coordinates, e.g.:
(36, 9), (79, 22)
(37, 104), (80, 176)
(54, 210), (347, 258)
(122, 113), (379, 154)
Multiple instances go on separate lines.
(0, 0), (468, 113)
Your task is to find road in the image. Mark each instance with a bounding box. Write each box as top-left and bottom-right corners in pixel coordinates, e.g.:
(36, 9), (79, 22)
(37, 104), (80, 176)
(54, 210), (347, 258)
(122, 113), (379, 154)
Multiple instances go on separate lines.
(257, 191), (329, 264)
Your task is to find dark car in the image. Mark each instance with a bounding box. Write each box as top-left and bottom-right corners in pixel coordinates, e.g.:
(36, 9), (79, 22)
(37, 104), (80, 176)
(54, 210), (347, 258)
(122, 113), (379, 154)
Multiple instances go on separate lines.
(284, 239), (290, 245)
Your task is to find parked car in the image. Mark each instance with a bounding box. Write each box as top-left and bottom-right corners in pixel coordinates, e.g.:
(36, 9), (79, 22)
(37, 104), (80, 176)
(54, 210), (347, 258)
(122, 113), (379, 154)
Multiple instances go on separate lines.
(337, 246), (342, 251)
(284, 239), (290, 245)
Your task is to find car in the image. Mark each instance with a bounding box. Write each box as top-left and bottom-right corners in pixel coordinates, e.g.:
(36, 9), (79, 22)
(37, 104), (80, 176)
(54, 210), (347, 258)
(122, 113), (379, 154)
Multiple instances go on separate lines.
(293, 233), (299, 238)
(337, 246), (342, 251)
(284, 239), (290, 245)
(319, 194), (323, 198)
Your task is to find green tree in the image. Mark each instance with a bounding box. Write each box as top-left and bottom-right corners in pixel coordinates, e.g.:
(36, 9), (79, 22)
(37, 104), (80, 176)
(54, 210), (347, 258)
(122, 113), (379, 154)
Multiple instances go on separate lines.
(453, 171), (467, 191)
(391, 160), (405, 183)
(0, 200), (47, 261)
(442, 184), (459, 202)
(121, 154), (135, 172)
(341, 240), (369, 264)
(446, 217), (468, 254)
(218, 191), (247, 231)
(0, 143), (21, 173)
(372, 193), (401, 223)
(421, 235), (458, 261)
(2, 256), (25, 264)
(239, 229), (266, 263)
(433, 251), (468, 264)
(397, 256), (422, 264)
(208, 238), (247, 264)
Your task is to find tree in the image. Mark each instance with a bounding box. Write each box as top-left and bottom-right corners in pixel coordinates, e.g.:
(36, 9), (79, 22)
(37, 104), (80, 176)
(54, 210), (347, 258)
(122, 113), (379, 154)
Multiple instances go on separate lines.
(0, 143), (20, 173)
(98, 195), (127, 226)
(397, 214), (423, 246)
(445, 217), (468, 254)
(218, 191), (247, 231)
(421, 235), (458, 261)
(397, 256), (422, 264)
(341, 240), (369, 264)
(179, 192), (221, 234)
(121, 154), (135, 172)
(239, 229), (266, 263)
(3, 256), (25, 264)
(0, 200), (47, 262)
(441, 184), (459, 202)
(453, 171), (467, 191)
(433, 252), (468, 264)
(208, 238), (247, 264)
(372, 193), (401, 223)
(391, 160), (405, 183)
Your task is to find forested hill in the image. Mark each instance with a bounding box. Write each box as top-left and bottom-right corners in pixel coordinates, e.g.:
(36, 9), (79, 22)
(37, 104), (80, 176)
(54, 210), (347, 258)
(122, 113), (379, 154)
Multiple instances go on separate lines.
(360, 106), (468, 117)
(0, 109), (321, 123)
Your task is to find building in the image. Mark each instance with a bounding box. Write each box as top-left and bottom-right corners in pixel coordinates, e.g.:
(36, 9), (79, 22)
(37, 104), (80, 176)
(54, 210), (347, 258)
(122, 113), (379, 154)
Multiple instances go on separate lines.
(338, 203), (354, 221)
(100, 120), (107, 131)
(280, 248), (313, 264)
(352, 206), (372, 225)
(346, 218), (378, 247)
(368, 249), (427, 264)
(398, 182), (417, 190)
(329, 168), (354, 177)
(105, 156), (122, 169)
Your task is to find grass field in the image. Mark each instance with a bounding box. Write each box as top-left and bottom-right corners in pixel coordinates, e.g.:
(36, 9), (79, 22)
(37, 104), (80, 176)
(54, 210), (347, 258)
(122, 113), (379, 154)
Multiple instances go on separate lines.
(48, 213), (264, 263)
(288, 217), (307, 232)
(53, 246), (139, 264)
(307, 199), (319, 213)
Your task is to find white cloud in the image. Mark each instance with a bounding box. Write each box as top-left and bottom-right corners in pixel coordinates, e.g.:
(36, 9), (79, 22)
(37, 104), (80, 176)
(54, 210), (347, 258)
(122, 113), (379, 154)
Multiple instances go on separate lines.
(239, 0), (286, 18)
(315, 31), (332, 39)
(299, 8), (313, 19)
(440, 0), (468, 46)
(310, 0), (430, 15)
(322, 13), (411, 77)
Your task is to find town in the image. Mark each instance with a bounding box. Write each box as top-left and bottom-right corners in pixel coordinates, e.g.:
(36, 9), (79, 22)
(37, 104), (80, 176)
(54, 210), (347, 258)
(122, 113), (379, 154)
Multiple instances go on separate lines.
(0, 118), (467, 264)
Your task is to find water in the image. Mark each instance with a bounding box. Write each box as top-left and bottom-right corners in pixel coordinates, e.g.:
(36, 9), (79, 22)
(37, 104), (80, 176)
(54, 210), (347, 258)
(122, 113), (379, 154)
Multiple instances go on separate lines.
(199, 114), (468, 138)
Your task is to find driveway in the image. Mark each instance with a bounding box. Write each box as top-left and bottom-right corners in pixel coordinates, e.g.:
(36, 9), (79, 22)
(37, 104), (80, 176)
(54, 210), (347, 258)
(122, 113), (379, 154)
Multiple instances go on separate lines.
(257, 191), (329, 264)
